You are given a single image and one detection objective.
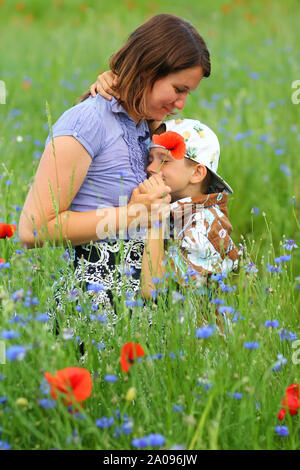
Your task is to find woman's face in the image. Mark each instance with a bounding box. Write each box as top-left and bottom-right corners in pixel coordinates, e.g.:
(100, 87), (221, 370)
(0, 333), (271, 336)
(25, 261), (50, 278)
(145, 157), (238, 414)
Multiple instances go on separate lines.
(145, 66), (203, 120)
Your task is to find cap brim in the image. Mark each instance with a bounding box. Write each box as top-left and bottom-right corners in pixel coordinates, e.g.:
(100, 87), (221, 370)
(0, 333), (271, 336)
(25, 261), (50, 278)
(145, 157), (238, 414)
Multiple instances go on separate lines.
(209, 170), (233, 194)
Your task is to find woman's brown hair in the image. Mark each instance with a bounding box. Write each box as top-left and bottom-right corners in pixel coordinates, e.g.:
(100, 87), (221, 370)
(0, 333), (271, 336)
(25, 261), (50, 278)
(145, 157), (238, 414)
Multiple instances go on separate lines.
(75, 14), (210, 126)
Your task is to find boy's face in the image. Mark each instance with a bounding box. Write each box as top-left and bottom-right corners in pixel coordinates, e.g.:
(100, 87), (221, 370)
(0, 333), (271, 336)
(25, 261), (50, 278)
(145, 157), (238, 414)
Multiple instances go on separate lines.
(146, 147), (196, 202)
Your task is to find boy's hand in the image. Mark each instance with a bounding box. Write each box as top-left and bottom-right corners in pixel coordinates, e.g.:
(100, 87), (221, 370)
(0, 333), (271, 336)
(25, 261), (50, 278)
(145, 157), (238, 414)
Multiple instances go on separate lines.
(138, 175), (170, 198)
(89, 70), (120, 100)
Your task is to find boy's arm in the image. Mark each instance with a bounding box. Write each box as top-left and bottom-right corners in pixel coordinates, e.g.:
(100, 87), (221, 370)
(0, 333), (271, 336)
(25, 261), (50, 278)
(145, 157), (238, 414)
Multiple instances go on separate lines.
(140, 221), (167, 299)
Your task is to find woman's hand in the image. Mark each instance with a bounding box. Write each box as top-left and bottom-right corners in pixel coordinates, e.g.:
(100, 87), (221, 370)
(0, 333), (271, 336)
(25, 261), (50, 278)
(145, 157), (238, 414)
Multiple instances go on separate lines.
(89, 70), (120, 100)
(127, 179), (171, 229)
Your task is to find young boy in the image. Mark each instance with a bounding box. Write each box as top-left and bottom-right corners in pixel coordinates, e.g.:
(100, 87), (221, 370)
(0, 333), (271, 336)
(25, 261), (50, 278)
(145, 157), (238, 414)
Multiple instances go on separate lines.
(139, 118), (239, 299)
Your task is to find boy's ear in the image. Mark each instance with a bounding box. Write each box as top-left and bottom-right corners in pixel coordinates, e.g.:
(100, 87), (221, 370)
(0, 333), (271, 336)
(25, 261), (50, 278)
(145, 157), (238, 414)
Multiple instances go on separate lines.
(190, 164), (207, 183)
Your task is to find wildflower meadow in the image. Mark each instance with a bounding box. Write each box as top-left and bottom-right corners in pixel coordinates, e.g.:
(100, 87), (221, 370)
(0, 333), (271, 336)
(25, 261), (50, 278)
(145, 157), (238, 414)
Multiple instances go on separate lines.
(0, 0), (299, 452)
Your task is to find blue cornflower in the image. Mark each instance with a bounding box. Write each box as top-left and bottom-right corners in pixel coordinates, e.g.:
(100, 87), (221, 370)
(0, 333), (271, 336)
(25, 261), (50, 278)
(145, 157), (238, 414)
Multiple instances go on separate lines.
(91, 304), (99, 312)
(148, 433), (166, 447)
(173, 405), (184, 412)
(228, 392), (243, 399)
(272, 354), (287, 372)
(274, 255), (292, 264)
(251, 206), (260, 215)
(38, 398), (57, 408)
(62, 252), (70, 261)
(74, 412), (86, 420)
(11, 289), (24, 302)
(121, 265), (136, 276)
(39, 378), (51, 395)
(104, 375), (118, 383)
(1, 330), (20, 340)
(244, 262), (258, 273)
(219, 282), (236, 293)
(0, 397), (7, 404)
(87, 283), (106, 292)
(250, 71), (260, 79)
(275, 426), (289, 437)
(35, 313), (49, 323)
(244, 342), (259, 349)
(0, 440), (10, 450)
(95, 417), (114, 428)
(218, 306), (235, 314)
(266, 264), (282, 274)
(169, 352), (176, 359)
(280, 165), (291, 177)
(210, 273), (227, 282)
(150, 290), (157, 300)
(234, 133), (245, 141)
(69, 289), (79, 301)
(6, 345), (27, 361)
(282, 239), (298, 251)
(275, 148), (285, 155)
(122, 421), (134, 435)
(232, 311), (245, 322)
(264, 319), (279, 328)
(278, 328), (297, 341)
(131, 437), (149, 449)
(196, 325), (215, 339)
(210, 298), (225, 305)
(94, 314), (106, 323)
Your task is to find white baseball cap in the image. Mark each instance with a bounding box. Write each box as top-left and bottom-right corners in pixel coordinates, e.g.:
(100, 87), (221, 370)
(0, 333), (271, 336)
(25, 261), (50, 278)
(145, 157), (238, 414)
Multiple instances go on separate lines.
(150, 118), (233, 194)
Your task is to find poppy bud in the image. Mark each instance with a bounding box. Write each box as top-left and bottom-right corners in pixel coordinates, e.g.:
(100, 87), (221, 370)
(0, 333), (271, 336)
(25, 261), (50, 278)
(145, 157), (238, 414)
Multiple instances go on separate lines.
(125, 387), (136, 402)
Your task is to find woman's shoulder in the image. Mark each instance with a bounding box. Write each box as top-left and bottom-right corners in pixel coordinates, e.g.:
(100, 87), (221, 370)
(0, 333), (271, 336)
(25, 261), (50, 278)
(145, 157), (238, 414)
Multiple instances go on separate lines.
(44, 95), (114, 158)
(64, 93), (113, 121)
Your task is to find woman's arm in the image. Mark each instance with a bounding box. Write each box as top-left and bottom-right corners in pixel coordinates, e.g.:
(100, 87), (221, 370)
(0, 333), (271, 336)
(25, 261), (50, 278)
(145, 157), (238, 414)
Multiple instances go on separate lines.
(19, 136), (171, 249)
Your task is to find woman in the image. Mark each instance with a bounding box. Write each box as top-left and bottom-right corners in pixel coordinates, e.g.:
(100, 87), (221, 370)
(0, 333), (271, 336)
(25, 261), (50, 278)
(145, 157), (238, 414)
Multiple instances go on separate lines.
(19, 14), (210, 323)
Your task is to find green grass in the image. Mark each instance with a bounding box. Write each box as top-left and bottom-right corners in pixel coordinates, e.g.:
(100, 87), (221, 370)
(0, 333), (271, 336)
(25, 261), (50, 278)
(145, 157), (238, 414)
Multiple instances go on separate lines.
(0, 0), (299, 450)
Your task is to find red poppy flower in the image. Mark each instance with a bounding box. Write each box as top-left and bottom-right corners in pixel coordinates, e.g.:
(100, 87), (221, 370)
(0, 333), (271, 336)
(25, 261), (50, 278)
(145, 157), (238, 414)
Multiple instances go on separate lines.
(44, 367), (92, 406)
(278, 383), (299, 420)
(0, 258), (5, 264)
(152, 131), (186, 160)
(120, 342), (145, 373)
(0, 223), (7, 238)
(6, 224), (17, 238)
(0, 223), (17, 238)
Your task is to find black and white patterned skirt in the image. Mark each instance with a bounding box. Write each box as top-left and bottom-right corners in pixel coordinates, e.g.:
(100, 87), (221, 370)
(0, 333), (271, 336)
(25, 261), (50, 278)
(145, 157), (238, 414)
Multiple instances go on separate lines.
(47, 238), (145, 330)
